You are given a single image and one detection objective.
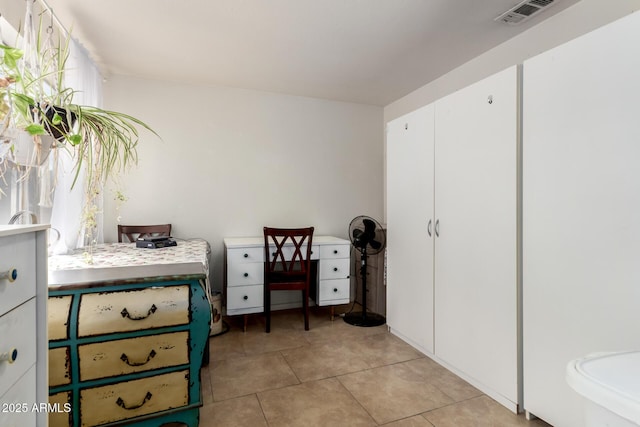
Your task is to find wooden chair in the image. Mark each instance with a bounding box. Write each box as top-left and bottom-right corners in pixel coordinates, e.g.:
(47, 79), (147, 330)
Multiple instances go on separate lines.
(117, 224), (172, 243)
(263, 226), (314, 333)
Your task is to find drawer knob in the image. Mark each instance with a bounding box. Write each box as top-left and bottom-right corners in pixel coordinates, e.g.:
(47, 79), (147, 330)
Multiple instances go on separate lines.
(244, 253), (249, 258)
(333, 267), (338, 272)
(116, 391), (153, 410)
(121, 349), (157, 367)
(333, 250), (338, 254)
(0, 348), (18, 364)
(121, 304), (157, 320)
(243, 295), (248, 300)
(0, 268), (18, 282)
(333, 288), (338, 293)
(244, 272), (249, 277)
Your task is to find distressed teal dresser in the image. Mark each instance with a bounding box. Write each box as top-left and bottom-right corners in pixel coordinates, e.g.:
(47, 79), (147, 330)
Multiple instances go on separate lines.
(48, 262), (211, 426)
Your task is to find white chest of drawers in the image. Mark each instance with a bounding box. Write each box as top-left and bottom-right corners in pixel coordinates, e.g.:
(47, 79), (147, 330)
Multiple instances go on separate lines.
(0, 225), (49, 427)
(224, 235), (351, 317)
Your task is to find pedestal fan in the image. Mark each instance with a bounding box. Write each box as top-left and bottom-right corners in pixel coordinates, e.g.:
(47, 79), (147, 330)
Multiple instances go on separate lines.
(344, 215), (386, 327)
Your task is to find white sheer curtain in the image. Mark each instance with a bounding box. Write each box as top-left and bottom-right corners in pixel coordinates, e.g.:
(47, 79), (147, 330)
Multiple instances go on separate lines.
(49, 39), (103, 254)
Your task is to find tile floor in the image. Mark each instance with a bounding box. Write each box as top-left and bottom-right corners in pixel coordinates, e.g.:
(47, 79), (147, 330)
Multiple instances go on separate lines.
(199, 306), (552, 427)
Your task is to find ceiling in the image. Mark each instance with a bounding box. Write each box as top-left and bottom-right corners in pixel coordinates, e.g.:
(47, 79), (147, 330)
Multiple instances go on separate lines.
(17, 0), (579, 106)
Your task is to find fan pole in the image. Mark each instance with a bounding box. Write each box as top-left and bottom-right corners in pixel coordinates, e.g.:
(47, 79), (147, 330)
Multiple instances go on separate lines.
(344, 246), (386, 327)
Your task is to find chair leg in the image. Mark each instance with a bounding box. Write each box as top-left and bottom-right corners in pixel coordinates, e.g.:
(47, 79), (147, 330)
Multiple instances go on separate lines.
(265, 288), (271, 333)
(303, 289), (309, 331)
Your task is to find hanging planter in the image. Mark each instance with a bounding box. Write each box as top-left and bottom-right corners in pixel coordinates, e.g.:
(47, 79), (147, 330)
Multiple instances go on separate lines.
(0, 1), (157, 212)
(2, 130), (54, 167)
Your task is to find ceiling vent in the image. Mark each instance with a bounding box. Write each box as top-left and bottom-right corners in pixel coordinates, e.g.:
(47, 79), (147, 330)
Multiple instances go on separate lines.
(495, 0), (557, 25)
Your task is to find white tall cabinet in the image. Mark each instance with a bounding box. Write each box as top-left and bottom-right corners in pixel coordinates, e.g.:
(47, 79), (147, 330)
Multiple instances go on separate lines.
(434, 66), (519, 410)
(387, 66), (520, 411)
(522, 11), (640, 427)
(387, 104), (435, 355)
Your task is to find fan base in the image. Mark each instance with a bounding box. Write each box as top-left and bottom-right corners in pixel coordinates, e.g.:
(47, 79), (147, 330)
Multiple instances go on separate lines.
(343, 312), (386, 327)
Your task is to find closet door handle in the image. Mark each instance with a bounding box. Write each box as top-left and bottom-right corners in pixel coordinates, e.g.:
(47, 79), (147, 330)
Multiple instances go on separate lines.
(427, 220), (432, 237)
(435, 219), (440, 237)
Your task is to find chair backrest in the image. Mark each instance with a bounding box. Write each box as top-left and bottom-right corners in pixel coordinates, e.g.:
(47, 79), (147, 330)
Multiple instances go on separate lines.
(118, 224), (172, 243)
(263, 227), (314, 278)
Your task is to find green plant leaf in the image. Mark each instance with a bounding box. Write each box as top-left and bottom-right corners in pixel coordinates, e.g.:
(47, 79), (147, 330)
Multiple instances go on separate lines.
(25, 123), (46, 135)
(52, 112), (62, 125)
(68, 134), (82, 145)
(0, 44), (23, 69)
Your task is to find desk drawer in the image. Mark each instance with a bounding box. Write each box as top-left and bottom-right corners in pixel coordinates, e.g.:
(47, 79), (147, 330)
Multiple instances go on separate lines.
(78, 285), (189, 337)
(79, 369), (189, 427)
(227, 262), (263, 286)
(318, 278), (350, 304)
(319, 258), (350, 280)
(78, 331), (189, 381)
(0, 299), (36, 398)
(0, 233), (36, 317)
(227, 247), (264, 264)
(266, 244), (320, 261)
(227, 285), (263, 312)
(49, 295), (72, 341)
(320, 244), (350, 260)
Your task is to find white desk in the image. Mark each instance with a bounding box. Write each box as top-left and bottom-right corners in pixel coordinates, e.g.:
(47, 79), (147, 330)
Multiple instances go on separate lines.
(224, 235), (351, 322)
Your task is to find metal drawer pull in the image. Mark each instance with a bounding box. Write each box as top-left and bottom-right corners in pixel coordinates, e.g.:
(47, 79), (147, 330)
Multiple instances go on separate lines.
(243, 295), (248, 300)
(435, 219), (440, 237)
(243, 253), (249, 258)
(120, 349), (157, 367)
(0, 268), (17, 282)
(427, 219), (432, 237)
(333, 288), (338, 293)
(243, 272), (249, 277)
(0, 348), (18, 364)
(333, 250), (338, 254)
(116, 392), (153, 410)
(333, 267), (338, 272)
(121, 304), (157, 320)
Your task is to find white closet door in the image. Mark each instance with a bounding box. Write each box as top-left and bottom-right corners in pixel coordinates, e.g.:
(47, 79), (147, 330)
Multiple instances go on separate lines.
(523, 11), (640, 427)
(434, 66), (519, 408)
(386, 104), (435, 355)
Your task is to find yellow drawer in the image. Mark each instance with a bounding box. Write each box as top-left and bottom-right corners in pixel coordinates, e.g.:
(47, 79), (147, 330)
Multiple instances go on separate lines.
(49, 347), (71, 387)
(48, 295), (72, 341)
(0, 233), (36, 317)
(80, 370), (189, 426)
(78, 285), (189, 337)
(78, 331), (189, 381)
(48, 391), (72, 427)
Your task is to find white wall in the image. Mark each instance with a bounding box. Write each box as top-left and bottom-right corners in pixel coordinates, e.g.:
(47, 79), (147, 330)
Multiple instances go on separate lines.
(384, 0), (640, 123)
(101, 76), (383, 291)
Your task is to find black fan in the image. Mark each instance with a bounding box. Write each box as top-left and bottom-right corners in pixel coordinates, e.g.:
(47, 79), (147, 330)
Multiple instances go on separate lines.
(344, 215), (387, 327)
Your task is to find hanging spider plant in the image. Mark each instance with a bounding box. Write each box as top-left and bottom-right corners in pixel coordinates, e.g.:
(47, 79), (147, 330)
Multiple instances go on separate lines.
(0, 9), (157, 193)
